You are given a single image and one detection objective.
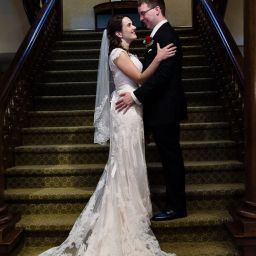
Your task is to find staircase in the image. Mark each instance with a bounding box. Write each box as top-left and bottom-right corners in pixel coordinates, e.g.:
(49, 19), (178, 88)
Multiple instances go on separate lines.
(4, 28), (243, 256)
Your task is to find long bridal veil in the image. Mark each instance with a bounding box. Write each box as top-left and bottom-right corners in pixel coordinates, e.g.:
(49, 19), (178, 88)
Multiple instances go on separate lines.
(94, 29), (111, 145)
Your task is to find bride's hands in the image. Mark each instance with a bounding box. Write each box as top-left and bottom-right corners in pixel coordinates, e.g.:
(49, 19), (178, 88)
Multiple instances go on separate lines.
(156, 43), (177, 62)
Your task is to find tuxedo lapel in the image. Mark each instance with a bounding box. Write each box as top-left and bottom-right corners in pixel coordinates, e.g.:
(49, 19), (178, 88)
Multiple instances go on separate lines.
(143, 39), (156, 70)
(152, 22), (170, 42)
(143, 22), (170, 70)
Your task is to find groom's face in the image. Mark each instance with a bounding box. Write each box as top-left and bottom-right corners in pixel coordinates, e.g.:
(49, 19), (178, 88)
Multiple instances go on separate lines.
(138, 3), (157, 30)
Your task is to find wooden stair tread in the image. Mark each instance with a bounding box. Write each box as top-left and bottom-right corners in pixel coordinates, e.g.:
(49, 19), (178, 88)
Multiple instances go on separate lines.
(5, 183), (244, 200)
(16, 209), (232, 231)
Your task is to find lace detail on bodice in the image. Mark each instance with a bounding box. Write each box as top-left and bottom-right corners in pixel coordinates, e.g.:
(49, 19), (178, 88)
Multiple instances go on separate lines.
(109, 48), (143, 92)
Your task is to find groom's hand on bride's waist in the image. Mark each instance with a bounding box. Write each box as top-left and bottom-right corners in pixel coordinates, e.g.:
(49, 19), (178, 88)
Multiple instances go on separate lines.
(115, 92), (134, 114)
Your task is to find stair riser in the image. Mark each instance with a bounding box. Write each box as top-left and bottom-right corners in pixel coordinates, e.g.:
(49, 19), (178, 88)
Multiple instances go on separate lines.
(7, 196), (241, 216)
(149, 168), (243, 186)
(20, 231), (68, 247)
(15, 146), (237, 165)
(18, 226), (231, 247)
(29, 114), (93, 127)
(182, 56), (210, 66)
(47, 56), (208, 70)
(55, 37), (200, 50)
(33, 94), (218, 111)
(6, 167), (243, 189)
(17, 242), (239, 256)
(36, 79), (215, 97)
(153, 226), (232, 243)
(184, 170), (243, 185)
(42, 67), (210, 83)
(51, 47), (204, 59)
(61, 30), (197, 41)
(38, 82), (97, 96)
(34, 97), (95, 111)
(28, 109), (224, 127)
(22, 127), (230, 145)
(187, 109), (224, 123)
(186, 93), (219, 107)
(151, 193), (242, 212)
(183, 79), (215, 92)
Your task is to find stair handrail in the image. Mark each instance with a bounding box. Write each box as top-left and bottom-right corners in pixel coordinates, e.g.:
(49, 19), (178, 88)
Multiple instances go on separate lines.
(22, 0), (42, 25)
(208, 0), (228, 18)
(193, 0), (244, 83)
(192, 0), (244, 159)
(0, 0), (62, 172)
(0, 2), (62, 251)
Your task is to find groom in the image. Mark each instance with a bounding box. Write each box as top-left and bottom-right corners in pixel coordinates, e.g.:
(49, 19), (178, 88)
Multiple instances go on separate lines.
(116, 0), (187, 221)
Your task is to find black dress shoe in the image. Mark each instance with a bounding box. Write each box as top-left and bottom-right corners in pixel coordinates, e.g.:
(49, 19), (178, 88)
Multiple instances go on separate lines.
(151, 210), (187, 221)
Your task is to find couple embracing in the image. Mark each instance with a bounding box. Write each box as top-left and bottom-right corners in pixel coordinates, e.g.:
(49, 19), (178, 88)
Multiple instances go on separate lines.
(39, 0), (187, 255)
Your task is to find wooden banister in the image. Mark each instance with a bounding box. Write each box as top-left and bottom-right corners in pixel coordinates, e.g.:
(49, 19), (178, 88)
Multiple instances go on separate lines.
(193, 1), (256, 254)
(0, 1), (62, 254)
(192, 0), (244, 158)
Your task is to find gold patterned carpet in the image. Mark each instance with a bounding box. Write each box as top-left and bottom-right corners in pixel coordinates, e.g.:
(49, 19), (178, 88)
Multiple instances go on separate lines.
(5, 29), (243, 256)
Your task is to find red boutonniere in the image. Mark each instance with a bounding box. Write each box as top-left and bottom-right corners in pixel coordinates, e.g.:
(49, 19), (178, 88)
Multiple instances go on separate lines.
(143, 35), (154, 48)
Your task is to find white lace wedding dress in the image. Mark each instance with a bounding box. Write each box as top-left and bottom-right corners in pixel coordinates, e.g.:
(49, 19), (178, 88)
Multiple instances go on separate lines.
(39, 48), (175, 256)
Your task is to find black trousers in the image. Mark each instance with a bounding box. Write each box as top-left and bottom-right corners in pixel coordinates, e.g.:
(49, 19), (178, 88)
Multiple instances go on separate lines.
(151, 123), (187, 214)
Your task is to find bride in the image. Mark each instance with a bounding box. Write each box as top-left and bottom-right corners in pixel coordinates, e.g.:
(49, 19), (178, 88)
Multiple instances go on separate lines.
(39, 15), (176, 256)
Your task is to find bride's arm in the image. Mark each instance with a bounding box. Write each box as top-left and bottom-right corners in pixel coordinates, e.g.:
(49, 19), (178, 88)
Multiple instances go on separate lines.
(113, 43), (176, 85)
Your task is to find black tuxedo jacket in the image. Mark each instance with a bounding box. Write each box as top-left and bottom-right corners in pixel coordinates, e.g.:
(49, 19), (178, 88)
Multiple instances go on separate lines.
(134, 22), (187, 126)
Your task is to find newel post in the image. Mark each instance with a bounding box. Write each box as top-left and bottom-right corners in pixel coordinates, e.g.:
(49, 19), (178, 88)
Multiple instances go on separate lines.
(0, 129), (24, 255)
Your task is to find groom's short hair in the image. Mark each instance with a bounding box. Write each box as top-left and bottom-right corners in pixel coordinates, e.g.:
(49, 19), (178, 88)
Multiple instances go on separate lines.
(137, 0), (166, 16)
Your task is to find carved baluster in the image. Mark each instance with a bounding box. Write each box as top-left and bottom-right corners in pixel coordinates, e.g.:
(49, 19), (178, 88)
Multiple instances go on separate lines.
(0, 2), (63, 254)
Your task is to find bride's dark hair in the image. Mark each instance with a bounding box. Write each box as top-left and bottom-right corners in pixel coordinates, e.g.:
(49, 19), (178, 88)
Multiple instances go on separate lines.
(107, 15), (129, 54)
